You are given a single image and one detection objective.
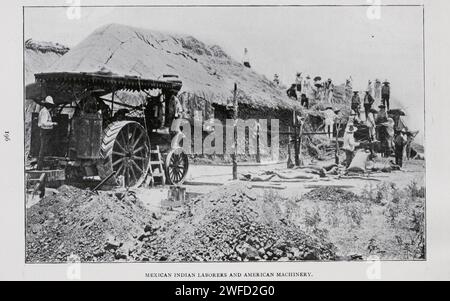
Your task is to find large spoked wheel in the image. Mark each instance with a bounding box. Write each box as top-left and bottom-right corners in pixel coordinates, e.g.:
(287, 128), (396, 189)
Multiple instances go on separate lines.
(165, 148), (189, 185)
(98, 121), (150, 188)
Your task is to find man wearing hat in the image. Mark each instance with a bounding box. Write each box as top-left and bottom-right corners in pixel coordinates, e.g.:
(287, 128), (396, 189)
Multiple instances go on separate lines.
(37, 96), (57, 170)
(381, 80), (390, 110)
(351, 91), (361, 118)
(376, 104), (388, 124)
(342, 124), (360, 168)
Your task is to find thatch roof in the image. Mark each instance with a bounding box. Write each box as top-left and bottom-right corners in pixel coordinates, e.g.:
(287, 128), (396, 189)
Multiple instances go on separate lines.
(44, 23), (301, 111)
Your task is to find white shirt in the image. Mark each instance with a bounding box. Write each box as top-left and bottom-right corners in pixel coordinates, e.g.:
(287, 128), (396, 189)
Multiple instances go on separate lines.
(323, 109), (337, 125)
(343, 133), (358, 151)
(38, 107), (54, 129)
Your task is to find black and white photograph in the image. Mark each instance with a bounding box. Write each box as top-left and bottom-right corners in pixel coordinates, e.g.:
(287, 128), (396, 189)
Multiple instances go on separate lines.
(23, 3), (426, 264)
(2, 0), (450, 282)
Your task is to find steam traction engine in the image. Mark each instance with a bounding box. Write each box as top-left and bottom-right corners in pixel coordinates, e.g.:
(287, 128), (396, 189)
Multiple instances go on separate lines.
(26, 71), (189, 190)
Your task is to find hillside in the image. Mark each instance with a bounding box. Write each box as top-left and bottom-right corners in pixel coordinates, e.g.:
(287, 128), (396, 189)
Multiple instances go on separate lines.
(45, 23), (300, 111)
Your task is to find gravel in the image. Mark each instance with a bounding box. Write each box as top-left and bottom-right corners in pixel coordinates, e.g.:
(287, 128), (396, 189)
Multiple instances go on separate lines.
(134, 183), (337, 262)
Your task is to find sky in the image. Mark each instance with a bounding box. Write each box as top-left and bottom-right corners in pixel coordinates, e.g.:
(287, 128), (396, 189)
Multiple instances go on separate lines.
(24, 5), (424, 142)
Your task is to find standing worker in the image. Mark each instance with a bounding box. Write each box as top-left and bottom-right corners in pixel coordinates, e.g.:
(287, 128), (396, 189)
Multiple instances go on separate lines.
(351, 91), (361, 118)
(323, 107), (337, 140)
(273, 74), (280, 86)
(242, 48), (251, 68)
(363, 90), (375, 119)
(366, 109), (377, 141)
(394, 131), (407, 167)
(374, 79), (382, 101)
(367, 80), (374, 97)
(385, 117), (395, 157)
(295, 72), (302, 99)
(37, 96), (57, 170)
(381, 80), (391, 110)
(342, 125), (359, 168)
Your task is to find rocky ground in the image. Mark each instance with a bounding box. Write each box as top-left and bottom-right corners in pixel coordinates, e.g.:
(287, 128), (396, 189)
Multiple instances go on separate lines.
(26, 158), (425, 263)
(26, 185), (153, 262)
(133, 183), (336, 262)
(26, 183), (337, 262)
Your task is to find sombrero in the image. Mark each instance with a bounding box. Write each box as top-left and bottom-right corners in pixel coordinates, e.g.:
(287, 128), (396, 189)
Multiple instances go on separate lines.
(42, 95), (54, 105)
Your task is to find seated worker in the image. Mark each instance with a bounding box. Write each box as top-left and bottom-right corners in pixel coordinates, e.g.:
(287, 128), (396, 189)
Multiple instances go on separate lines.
(113, 109), (129, 121)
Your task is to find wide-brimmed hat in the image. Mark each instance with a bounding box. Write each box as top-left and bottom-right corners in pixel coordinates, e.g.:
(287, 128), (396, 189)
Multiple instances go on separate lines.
(383, 80), (390, 84)
(347, 125), (358, 133)
(42, 95), (54, 105)
(353, 91), (359, 94)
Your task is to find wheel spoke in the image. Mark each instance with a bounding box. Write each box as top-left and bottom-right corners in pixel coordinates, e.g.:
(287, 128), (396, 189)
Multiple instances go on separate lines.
(113, 157), (126, 167)
(120, 129), (129, 149)
(115, 140), (127, 154)
(132, 131), (144, 149)
(133, 145), (145, 154)
(129, 164), (138, 185)
(116, 162), (125, 176)
(132, 156), (146, 161)
(125, 165), (130, 186)
(131, 160), (143, 174)
(113, 150), (126, 156)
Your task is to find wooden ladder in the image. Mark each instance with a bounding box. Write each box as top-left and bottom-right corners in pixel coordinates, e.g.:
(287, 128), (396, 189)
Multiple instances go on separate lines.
(146, 145), (166, 187)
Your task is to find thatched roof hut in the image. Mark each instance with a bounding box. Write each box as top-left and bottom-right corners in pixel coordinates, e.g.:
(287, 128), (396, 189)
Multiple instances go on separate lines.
(43, 23), (302, 112)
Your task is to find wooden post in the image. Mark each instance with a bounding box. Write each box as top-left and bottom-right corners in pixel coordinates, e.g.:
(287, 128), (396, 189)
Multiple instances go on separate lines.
(232, 83), (238, 180)
(335, 123), (340, 164)
(298, 123), (303, 166)
(256, 121), (261, 164)
(287, 126), (293, 169)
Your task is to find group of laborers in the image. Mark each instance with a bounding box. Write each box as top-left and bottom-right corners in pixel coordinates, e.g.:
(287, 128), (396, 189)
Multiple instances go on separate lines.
(285, 72), (337, 109)
(351, 79), (391, 116)
(345, 79), (411, 168)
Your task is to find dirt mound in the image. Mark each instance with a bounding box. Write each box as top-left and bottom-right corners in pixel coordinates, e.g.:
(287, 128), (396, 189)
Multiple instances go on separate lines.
(302, 187), (361, 203)
(26, 185), (152, 262)
(135, 183), (336, 261)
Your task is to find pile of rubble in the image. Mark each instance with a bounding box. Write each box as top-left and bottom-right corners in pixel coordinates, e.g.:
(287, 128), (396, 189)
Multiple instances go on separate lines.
(26, 185), (153, 262)
(301, 186), (361, 203)
(135, 183), (336, 261)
